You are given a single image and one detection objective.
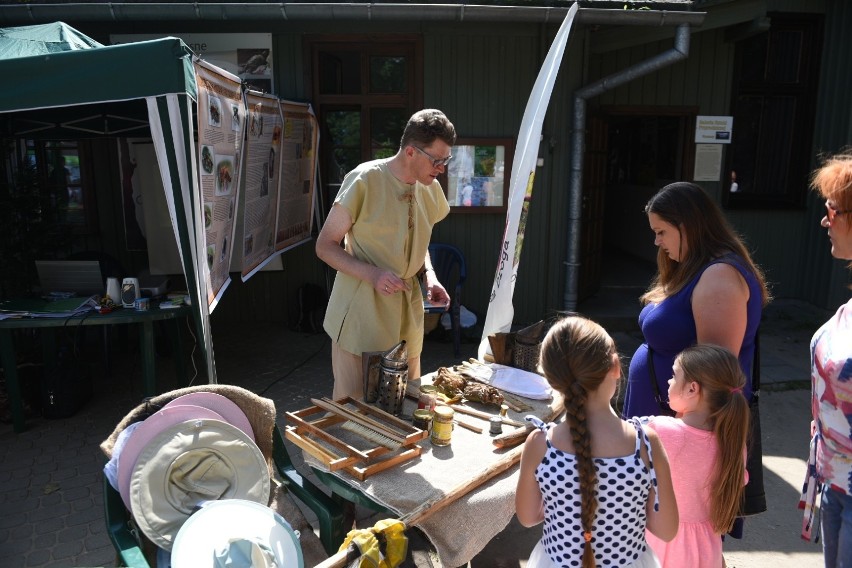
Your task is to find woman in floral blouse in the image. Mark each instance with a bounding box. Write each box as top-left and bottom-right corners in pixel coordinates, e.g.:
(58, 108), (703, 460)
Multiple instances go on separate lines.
(802, 151), (852, 566)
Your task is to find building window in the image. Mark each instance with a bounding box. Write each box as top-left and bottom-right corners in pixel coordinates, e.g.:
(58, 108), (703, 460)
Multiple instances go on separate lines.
(604, 108), (695, 188)
(724, 14), (823, 209)
(308, 37), (421, 215)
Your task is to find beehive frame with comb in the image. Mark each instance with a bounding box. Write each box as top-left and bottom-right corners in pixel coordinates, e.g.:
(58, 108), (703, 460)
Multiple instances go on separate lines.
(284, 397), (428, 480)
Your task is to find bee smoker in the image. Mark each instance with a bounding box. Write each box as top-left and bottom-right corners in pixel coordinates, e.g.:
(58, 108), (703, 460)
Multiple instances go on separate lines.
(377, 340), (408, 416)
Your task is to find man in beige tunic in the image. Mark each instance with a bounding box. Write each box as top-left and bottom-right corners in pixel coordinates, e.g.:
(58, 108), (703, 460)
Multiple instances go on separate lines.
(316, 109), (456, 399)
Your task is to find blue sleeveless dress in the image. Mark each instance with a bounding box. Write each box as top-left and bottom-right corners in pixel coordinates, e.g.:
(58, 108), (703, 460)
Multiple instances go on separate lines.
(622, 254), (763, 418)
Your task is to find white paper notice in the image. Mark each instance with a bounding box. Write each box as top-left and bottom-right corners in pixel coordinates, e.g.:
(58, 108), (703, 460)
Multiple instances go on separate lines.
(694, 144), (723, 182)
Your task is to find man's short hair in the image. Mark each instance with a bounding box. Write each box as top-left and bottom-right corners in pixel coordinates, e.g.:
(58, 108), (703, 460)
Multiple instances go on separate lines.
(400, 109), (456, 150)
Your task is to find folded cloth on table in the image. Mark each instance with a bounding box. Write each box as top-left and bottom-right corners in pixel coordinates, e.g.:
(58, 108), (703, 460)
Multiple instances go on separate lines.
(460, 363), (552, 400)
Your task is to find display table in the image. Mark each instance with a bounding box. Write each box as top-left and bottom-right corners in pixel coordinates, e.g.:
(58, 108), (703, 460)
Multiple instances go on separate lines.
(0, 305), (191, 433)
(305, 372), (563, 567)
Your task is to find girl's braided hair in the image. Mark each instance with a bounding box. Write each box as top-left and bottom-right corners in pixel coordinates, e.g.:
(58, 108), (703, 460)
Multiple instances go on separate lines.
(539, 315), (619, 568)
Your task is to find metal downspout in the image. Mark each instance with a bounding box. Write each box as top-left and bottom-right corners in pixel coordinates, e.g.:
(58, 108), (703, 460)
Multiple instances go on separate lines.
(563, 22), (691, 311)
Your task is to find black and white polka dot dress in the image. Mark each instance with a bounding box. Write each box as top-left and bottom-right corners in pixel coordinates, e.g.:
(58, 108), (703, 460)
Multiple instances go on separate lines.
(527, 416), (659, 568)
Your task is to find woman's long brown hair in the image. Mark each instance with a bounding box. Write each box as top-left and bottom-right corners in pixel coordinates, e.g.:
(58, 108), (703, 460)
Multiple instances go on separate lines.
(677, 344), (750, 533)
(539, 316), (619, 568)
(641, 182), (770, 306)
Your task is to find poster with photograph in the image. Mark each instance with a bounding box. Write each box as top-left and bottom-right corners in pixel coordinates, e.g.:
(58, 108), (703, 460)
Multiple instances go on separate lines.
(194, 60), (245, 308)
(275, 101), (319, 252)
(241, 90), (284, 279)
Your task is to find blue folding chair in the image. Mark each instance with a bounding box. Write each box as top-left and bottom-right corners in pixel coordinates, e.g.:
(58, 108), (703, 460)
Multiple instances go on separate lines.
(427, 243), (467, 357)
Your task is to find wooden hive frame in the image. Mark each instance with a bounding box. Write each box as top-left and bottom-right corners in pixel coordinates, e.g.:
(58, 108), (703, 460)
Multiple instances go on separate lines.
(284, 396), (428, 480)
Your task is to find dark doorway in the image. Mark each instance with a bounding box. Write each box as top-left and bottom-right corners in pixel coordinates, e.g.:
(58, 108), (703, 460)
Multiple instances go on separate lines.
(598, 107), (696, 267)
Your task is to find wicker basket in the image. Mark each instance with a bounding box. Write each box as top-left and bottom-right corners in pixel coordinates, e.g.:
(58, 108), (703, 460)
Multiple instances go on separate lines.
(512, 320), (549, 373)
(512, 337), (541, 372)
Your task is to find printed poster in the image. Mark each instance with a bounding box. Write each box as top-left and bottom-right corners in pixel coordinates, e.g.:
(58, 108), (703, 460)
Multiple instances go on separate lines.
(195, 60), (245, 308)
(275, 101), (319, 252)
(241, 90), (284, 279)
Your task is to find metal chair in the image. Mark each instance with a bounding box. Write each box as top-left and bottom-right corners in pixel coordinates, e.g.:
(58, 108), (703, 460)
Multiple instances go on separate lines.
(103, 424), (345, 567)
(428, 243), (467, 357)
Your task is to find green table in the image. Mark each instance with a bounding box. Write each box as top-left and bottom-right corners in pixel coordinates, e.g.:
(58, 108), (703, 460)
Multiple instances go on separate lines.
(0, 305), (191, 433)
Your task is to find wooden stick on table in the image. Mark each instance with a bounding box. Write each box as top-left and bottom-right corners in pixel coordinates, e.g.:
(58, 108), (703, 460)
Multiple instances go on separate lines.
(453, 417), (483, 434)
(449, 403), (524, 428)
(492, 424), (534, 448)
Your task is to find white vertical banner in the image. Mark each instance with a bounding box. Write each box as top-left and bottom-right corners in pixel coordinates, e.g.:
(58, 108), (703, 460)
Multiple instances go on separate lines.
(478, 4), (579, 360)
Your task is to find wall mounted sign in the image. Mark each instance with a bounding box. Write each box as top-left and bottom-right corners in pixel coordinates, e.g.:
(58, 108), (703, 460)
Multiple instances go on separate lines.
(695, 116), (733, 144)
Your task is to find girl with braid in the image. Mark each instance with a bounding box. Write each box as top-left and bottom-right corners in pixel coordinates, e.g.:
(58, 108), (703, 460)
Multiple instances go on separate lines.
(642, 345), (750, 568)
(516, 315), (678, 568)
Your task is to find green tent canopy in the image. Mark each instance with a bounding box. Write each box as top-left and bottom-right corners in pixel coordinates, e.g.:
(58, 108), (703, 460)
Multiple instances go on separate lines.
(0, 22), (216, 385)
(0, 27), (196, 138)
(0, 21), (102, 59)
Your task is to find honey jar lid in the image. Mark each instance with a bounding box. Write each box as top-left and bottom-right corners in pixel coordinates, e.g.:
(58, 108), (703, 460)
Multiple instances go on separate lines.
(413, 409), (433, 419)
(419, 384), (438, 394)
(433, 406), (454, 419)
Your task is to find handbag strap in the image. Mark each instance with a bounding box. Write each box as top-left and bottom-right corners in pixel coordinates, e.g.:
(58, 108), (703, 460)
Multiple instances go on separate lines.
(646, 346), (676, 417)
(750, 328), (760, 405)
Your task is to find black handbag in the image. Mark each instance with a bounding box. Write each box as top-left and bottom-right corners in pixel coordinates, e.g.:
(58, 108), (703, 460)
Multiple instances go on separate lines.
(741, 332), (767, 516)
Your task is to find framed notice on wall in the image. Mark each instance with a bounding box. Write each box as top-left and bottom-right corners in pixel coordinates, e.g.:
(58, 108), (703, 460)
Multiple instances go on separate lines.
(441, 137), (514, 214)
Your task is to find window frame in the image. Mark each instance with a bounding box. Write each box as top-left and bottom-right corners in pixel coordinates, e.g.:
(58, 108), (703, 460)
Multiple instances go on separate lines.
(306, 35), (423, 218)
(723, 13), (824, 210)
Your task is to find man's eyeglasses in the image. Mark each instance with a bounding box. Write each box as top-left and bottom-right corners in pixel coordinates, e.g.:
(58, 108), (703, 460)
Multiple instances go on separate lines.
(825, 201), (852, 225)
(412, 145), (452, 168)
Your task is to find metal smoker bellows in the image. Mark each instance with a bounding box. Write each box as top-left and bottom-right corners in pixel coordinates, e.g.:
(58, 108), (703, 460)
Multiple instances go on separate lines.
(378, 340), (408, 416)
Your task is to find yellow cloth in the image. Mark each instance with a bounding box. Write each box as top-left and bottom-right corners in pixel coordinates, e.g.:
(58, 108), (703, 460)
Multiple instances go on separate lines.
(339, 519), (408, 568)
(323, 159), (449, 358)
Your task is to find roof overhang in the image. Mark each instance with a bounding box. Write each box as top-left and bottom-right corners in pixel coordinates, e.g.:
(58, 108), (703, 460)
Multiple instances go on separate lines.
(0, 3), (705, 27)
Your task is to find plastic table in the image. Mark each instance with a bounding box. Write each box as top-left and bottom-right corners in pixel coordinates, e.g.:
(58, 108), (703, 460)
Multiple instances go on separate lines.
(0, 305), (191, 433)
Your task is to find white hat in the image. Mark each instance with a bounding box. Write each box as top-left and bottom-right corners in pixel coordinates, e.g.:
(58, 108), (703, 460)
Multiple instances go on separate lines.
(171, 499), (303, 568)
(129, 418), (270, 551)
(117, 404), (226, 511)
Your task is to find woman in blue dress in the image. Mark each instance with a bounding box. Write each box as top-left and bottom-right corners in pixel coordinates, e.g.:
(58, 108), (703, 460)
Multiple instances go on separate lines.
(622, 182), (770, 518)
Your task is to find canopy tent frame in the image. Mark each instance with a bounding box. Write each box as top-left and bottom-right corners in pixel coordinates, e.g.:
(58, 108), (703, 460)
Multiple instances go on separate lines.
(0, 25), (218, 384)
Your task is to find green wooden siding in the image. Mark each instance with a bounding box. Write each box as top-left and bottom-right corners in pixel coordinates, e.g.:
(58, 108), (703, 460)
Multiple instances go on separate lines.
(802, 0), (852, 309)
(61, 1), (852, 326)
(425, 23), (569, 325)
(586, 22), (834, 304)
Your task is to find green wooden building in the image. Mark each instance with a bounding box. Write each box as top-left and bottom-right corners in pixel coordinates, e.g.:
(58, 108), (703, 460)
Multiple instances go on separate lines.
(1, 0), (848, 329)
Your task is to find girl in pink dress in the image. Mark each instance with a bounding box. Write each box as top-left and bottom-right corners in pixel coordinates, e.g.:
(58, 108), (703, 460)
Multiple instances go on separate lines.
(644, 345), (750, 568)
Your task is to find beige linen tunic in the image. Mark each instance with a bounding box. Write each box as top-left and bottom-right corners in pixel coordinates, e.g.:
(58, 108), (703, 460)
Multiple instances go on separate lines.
(323, 159), (450, 358)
